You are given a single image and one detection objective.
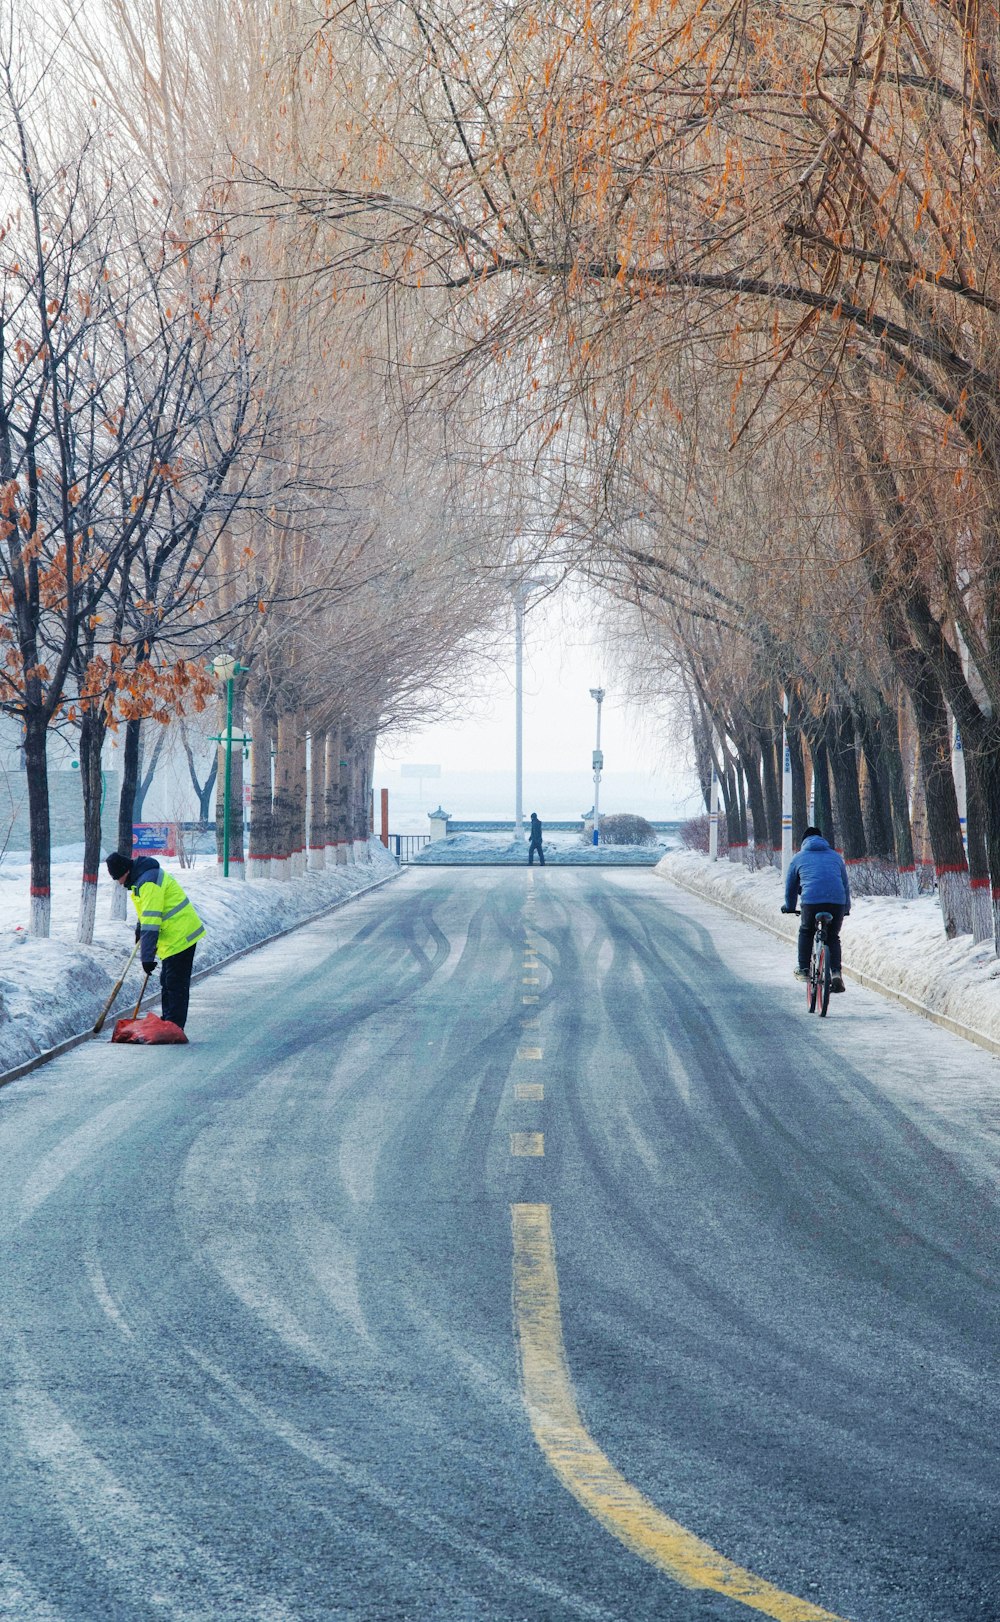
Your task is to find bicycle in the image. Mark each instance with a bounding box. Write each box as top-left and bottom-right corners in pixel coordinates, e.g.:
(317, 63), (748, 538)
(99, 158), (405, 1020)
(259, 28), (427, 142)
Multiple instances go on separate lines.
(786, 908), (834, 1016)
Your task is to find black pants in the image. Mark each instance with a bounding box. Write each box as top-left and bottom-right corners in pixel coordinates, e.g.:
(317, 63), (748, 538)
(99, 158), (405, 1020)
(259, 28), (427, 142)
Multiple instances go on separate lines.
(528, 842), (544, 865)
(798, 904), (846, 974)
(160, 945), (197, 1029)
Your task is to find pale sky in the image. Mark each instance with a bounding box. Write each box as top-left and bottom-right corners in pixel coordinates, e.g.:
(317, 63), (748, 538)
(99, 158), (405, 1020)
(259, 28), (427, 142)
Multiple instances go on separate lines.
(375, 586), (700, 819)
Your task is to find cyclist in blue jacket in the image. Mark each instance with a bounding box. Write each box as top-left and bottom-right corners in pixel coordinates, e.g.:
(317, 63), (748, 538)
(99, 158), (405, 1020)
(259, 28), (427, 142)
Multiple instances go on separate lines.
(781, 827), (851, 992)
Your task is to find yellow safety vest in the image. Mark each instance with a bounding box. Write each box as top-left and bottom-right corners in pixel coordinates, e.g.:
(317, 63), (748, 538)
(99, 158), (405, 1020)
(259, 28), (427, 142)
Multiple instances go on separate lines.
(132, 861), (205, 962)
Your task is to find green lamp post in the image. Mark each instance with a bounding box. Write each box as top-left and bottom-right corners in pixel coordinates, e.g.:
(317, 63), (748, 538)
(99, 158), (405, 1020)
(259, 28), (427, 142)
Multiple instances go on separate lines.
(211, 654), (250, 877)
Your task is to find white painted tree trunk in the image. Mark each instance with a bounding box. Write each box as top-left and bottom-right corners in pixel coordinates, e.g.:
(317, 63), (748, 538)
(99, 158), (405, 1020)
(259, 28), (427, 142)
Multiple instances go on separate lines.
(77, 880), (98, 944)
(972, 881), (992, 943)
(30, 892), (51, 937)
(937, 867), (972, 938)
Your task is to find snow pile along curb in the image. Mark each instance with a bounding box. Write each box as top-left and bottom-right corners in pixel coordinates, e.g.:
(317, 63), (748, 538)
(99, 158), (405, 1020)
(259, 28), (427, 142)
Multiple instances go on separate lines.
(655, 849), (1000, 1057)
(0, 841), (400, 1085)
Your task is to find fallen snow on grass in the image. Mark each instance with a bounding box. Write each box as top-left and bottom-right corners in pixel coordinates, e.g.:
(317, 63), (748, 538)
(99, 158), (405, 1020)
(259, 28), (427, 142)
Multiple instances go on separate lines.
(656, 849), (1000, 1050)
(0, 841), (399, 1077)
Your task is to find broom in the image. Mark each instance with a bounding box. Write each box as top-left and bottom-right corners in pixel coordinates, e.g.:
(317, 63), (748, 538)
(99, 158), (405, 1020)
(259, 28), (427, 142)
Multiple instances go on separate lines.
(93, 942), (139, 1034)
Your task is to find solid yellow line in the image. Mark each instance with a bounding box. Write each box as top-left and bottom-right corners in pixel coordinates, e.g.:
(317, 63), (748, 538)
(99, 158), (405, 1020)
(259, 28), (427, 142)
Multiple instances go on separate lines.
(510, 1206), (848, 1622)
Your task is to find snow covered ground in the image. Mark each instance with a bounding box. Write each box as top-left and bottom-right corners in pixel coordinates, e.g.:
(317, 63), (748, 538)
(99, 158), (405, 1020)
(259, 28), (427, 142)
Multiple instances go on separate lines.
(656, 849), (1000, 1058)
(412, 829), (670, 864)
(0, 841), (399, 1080)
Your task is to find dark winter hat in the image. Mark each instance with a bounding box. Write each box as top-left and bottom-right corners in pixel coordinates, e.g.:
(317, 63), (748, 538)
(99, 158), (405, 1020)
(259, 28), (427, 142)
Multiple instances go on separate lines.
(800, 825), (822, 841)
(106, 852), (133, 882)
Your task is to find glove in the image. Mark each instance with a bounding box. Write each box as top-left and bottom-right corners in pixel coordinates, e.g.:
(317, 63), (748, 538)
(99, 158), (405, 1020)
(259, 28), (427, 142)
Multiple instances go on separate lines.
(780, 905), (790, 914)
(141, 959), (156, 977)
(134, 923), (141, 943)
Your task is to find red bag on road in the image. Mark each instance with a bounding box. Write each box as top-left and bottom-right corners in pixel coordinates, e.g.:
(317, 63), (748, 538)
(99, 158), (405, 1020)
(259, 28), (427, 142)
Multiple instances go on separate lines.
(111, 1013), (188, 1045)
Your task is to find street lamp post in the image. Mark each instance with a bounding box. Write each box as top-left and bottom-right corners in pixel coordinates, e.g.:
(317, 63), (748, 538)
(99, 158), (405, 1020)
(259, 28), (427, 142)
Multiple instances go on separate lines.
(589, 687), (605, 846)
(512, 578), (549, 837)
(211, 654), (250, 877)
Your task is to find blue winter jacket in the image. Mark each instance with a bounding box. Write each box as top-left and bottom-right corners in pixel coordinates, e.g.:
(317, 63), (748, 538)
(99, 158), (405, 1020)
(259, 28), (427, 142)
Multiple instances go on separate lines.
(784, 835), (851, 912)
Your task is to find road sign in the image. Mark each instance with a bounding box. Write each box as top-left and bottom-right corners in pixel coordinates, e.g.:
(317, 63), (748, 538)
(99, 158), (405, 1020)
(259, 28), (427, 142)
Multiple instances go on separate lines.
(132, 822), (176, 857)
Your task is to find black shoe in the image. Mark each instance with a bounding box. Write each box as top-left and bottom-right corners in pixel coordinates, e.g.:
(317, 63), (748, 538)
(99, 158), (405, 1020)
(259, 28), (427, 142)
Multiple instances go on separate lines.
(793, 968), (809, 981)
(830, 975), (846, 993)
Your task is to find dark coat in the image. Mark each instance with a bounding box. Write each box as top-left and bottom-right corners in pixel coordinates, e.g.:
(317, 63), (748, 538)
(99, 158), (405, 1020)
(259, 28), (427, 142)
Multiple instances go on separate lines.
(528, 815), (543, 846)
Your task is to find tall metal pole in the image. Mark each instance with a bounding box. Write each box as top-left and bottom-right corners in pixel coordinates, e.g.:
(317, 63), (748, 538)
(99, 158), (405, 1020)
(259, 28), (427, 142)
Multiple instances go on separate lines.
(223, 674), (233, 878)
(590, 687), (605, 846)
(709, 749), (719, 861)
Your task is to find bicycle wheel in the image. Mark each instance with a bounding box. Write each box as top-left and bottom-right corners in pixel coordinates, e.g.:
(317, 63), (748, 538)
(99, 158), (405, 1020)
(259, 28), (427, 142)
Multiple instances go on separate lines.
(807, 952), (819, 1013)
(817, 944), (832, 1016)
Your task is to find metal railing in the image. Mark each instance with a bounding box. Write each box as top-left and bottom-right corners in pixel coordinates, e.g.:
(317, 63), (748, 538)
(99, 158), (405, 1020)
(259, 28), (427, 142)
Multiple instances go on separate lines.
(391, 834), (432, 864)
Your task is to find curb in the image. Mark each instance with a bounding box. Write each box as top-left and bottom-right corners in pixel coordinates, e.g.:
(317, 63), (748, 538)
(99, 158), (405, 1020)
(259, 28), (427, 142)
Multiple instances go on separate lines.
(658, 864), (1000, 1061)
(0, 866), (401, 1093)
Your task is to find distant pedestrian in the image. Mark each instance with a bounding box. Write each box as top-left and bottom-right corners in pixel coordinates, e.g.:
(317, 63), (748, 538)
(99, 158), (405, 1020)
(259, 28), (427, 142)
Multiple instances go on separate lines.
(105, 851), (205, 1030)
(528, 812), (545, 865)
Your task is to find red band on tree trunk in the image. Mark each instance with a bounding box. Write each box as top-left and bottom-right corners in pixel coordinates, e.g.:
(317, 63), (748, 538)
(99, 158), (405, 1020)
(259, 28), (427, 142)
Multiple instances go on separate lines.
(970, 877), (990, 889)
(935, 863), (969, 875)
(83, 873), (98, 884)
(30, 885), (50, 897)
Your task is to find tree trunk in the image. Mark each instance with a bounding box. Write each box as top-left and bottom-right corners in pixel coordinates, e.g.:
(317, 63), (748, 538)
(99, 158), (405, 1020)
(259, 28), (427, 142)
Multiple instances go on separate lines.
(786, 724), (807, 848)
(272, 711), (295, 880)
(856, 705), (894, 860)
(292, 717), (307, 876)
(110, 718), (142, 921)
(804, 727), (835, 844)
(248, 706), (274, 879)
(963, 747), (993, 943)
(758, 725), (782, 865)
(874, 696), (917, 896)
(734, 732), (767, 866)
(24, 715), (51, 937)
(908, 661), (971, 937)
(325, 725), (341, 865)
(308, 727), (327, 870)
(336, 727), (352, 863)
(181, 722), (218, 822)
(730, 759), (748, 861)
(77, 709), (105, 944)
(827, 706), (867, 860)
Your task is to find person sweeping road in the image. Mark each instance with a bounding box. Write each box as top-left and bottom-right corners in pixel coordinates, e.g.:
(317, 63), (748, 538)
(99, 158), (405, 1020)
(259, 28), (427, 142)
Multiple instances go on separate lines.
(105, 852), (205, 1031)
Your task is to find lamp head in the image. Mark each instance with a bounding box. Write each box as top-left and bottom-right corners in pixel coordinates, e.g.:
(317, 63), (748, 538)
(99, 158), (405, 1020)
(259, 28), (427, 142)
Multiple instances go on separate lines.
(212, 654), (247, 682)
(589, 687), (605, 703)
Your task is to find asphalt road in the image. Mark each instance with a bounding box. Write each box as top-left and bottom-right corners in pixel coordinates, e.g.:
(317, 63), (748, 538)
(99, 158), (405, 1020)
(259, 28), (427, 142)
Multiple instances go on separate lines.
(0, 867), (997, 1622)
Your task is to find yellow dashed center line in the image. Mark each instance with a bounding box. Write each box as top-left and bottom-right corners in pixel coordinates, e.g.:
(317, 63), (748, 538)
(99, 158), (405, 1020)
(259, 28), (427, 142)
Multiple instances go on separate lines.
(510, 1205), (846, 1622)
(515, 1082), (544, 1101)
(511, 1132), (545, 1157)
(517, 1047), (543, 1061)
(523, 976), (540, 985)
(522, 995), (539, 1005)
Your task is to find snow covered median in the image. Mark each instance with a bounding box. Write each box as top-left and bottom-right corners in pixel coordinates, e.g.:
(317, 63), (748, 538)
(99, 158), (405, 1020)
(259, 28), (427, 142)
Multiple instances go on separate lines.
(0, 841), (399, 1080)
(413, 830), (669, 864)
(655, 849), (1000, 1055)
